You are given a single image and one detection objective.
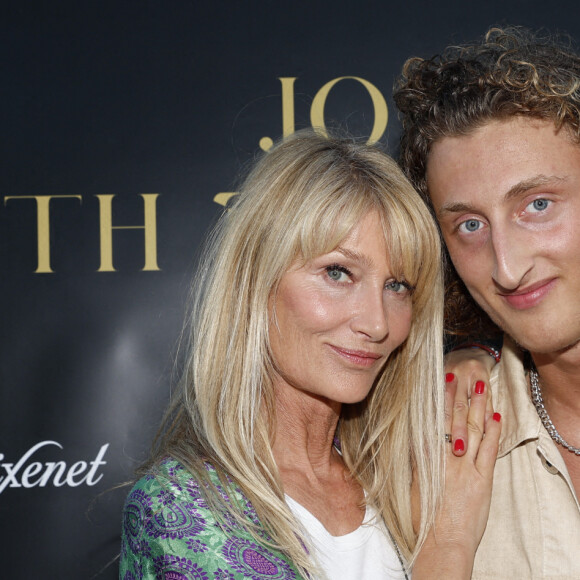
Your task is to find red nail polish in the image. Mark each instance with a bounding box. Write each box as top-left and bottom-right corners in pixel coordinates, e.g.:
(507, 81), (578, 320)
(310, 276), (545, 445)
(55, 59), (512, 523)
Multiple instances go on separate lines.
(475, 380), (485, 395)
(454, 438), (465, 452)
(445, 373), (455, 383)
(493, 412), (501, 422)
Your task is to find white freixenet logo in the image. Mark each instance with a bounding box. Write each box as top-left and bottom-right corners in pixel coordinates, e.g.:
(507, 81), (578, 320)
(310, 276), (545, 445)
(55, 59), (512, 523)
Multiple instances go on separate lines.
(0, 440), (109, 493)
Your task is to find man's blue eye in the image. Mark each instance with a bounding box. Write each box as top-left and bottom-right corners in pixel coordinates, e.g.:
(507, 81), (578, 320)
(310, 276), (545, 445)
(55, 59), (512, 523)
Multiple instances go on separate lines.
(531, 199), (550, 211)
(460, 219), (482, 233)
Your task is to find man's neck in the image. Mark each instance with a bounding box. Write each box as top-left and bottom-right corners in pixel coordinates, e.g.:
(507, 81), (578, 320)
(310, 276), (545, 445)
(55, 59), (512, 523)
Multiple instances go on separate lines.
(531, 341), (580, 413)
(530, 342), (580, 499)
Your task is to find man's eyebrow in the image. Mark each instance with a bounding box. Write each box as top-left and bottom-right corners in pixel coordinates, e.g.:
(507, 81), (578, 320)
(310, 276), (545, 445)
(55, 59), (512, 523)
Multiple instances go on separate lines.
(503, 174), (568, 202)
(437, 202), (477, 218)
(436, 174), (569, 218)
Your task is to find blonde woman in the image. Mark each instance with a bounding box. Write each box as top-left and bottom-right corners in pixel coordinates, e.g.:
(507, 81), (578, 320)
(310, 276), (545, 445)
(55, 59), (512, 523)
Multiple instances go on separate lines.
(120, 131), (500, 579)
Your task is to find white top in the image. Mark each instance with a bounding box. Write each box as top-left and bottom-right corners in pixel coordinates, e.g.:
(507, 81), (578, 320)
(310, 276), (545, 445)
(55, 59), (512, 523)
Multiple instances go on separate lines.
(286, 495), (409, 580)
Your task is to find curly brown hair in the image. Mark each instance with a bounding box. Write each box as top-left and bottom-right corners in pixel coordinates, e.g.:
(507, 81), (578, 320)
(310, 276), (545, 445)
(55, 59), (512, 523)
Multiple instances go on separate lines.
(394, 26), (580, 338)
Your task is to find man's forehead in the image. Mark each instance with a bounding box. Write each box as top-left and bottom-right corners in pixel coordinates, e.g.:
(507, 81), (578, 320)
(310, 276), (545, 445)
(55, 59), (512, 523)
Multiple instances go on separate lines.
(425, 117), (580, 210)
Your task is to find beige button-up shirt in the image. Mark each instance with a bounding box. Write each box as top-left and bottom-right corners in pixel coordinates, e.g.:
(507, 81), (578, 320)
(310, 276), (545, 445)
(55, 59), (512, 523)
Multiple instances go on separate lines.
(472, 336), (580, 579)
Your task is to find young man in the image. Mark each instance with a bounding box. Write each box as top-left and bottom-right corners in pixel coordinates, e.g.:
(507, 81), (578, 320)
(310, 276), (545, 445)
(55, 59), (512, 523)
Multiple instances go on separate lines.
(395, 27), (580, 578)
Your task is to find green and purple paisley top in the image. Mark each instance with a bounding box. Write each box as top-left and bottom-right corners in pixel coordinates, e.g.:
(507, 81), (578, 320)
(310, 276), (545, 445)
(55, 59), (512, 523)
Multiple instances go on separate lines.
(120, 458), (304, 580)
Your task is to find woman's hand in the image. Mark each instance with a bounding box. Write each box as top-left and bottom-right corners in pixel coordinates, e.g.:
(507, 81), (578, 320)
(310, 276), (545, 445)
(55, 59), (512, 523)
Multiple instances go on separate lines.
(445, 347), (496, 457)
(413, 378), (501, 580)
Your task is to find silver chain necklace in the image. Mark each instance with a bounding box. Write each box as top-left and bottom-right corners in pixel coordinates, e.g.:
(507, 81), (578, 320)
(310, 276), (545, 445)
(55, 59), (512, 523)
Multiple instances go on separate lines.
(386, 527), (409, 580)
(529, 366), (580, 456)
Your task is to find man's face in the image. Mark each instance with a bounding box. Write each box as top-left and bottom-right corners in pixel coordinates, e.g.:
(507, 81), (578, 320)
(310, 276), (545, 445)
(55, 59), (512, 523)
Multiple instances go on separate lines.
(426, 117), (580, 355)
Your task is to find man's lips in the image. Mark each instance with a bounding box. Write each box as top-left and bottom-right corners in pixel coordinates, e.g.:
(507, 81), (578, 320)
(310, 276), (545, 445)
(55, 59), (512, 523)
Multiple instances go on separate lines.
(328, 345), (383, 367)
(500, 278), (557, 310)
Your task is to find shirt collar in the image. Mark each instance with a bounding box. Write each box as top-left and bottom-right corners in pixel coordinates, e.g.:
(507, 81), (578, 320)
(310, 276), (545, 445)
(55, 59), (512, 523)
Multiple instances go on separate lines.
(491, 335), (543, 458)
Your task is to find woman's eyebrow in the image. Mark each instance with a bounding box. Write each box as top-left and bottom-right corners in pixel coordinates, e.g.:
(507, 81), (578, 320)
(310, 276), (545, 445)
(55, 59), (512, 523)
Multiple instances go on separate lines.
(334, 246), (375, 268)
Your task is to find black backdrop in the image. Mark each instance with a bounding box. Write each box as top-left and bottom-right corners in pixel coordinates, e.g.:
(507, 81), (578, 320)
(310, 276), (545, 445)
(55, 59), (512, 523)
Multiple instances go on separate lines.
(2, 2), (579, 577)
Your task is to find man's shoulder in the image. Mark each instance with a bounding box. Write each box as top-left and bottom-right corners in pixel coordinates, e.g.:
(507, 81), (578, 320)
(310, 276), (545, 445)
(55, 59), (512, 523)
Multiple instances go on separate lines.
(491, 334), (527, 394)
(490, 336), (542, 456)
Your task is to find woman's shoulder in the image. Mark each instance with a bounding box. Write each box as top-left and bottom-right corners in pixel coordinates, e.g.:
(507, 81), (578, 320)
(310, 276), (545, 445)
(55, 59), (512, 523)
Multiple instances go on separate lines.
(120, 457), (303, 579)
(125, 457), (209, 504)
(122, 457), (255, 528)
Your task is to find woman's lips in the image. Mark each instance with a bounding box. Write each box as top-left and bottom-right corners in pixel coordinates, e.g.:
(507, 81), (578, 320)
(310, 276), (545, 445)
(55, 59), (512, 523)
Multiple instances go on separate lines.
(501, 278), (557, 310)
(328, 345), (382, 367)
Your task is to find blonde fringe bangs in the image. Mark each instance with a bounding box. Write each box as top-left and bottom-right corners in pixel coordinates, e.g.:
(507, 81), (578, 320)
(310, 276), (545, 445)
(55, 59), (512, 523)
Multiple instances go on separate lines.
(338, 180), (444, 562)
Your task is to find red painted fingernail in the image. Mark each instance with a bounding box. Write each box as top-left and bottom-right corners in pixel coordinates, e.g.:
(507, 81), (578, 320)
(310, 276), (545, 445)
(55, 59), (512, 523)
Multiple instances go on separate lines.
(454, 438), (465, 452)
(493, 412), (501, 422)
(475, 380), (485, 395)
(445, 373), (455, 383)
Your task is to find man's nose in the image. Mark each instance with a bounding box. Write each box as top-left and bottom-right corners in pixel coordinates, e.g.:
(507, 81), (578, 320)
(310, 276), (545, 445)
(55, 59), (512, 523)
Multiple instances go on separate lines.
(491, 226), (534, 291)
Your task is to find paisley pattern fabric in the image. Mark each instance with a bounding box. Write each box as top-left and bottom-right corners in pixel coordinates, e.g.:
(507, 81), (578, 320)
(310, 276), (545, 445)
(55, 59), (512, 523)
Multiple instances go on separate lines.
(120, 458), (304, 579)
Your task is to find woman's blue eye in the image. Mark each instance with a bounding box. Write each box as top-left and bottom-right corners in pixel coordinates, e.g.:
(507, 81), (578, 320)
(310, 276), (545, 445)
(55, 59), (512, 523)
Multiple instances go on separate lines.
(530, 198), (550, 212)
(459, 219), (482, 233)
(386, 281), (411, 294)
(326, 265), (350, 282)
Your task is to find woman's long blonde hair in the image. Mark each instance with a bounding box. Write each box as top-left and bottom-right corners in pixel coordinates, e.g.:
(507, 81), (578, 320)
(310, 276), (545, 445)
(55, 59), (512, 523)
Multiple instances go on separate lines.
(147, 130), (444, 576)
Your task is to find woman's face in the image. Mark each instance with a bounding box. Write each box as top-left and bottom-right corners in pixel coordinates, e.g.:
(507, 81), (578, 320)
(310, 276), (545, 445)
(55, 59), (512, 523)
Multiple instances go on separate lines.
(269, 211), (413, 406)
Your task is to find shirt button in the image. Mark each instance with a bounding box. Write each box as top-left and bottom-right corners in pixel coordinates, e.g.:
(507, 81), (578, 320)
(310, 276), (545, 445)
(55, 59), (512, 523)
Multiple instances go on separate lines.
(540, 456), (559, 475)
